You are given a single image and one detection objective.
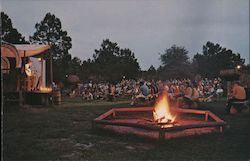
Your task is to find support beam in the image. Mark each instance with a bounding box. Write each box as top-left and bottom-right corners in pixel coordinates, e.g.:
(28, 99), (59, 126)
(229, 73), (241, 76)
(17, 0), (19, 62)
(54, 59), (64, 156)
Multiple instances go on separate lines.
(50, 50), (53, 86)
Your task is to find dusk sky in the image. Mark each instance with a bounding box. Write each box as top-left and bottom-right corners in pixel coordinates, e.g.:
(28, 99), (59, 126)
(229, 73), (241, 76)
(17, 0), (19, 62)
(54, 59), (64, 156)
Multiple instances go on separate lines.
(2, 0), (249, 70)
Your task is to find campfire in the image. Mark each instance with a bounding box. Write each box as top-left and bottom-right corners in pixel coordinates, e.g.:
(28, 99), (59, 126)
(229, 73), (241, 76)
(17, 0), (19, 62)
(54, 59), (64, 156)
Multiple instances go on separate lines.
(153, 91), (176, 125)
(93, 92), (227, 140)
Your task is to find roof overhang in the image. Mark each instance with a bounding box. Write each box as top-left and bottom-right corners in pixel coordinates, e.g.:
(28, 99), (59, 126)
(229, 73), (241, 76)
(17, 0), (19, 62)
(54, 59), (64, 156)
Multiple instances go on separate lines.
(15, 44), (50, 57)
(1, 42), (51, 68)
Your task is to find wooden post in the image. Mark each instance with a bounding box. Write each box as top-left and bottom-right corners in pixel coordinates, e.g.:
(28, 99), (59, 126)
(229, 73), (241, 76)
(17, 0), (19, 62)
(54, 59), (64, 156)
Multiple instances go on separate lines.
(23, 51), (26, 91)
(205, 112), (208, 121)
(17, 74), (20, 91)
(40, 56), (43, 87)
(112, 111), (116, 118)
(1, 69), (3, 109)
(21, 50), (26, 105)
(50, 50), (53, 86)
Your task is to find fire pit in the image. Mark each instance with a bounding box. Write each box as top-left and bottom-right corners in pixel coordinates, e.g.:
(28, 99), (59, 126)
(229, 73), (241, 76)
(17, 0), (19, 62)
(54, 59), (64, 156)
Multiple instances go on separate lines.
(92, 92), (226, 140)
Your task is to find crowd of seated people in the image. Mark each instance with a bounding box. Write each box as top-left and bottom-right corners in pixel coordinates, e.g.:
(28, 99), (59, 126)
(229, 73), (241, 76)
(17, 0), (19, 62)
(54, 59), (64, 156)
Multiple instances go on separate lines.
(67, 80), (137, 101)
(156, 78), (224, 108)
(130, 80), (159, 105)
(61, 77), (250, 114)
(65, 78), (224, 106)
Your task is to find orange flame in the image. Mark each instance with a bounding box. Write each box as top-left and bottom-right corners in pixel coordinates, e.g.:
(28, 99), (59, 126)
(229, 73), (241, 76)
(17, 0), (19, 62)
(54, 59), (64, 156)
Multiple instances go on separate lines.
(153, 91), (176, 123)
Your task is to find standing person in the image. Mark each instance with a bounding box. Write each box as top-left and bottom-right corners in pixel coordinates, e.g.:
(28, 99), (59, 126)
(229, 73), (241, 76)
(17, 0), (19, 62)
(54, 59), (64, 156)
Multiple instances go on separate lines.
(226, 81), (246, 113)
(108, 83), (116, 101)
(24, 59), (36, 91)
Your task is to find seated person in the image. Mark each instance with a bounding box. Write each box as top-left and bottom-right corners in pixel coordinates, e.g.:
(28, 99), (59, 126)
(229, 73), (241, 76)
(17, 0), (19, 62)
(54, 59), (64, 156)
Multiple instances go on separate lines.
(131, 81), (150, 105)
(191, 85), (200, 102)
(183, 83), (199, 107)
(82, 89), (93, 101)
(226, 81), (246, 113)
(204, 84), (219, 102)
(150, 80), (159, 96)
(107, 84), (116, 101)
(170, 84), (180, 102)
(175, 82), (198, 108)
(216, 85), (224, 96)
(175, 84), (186, 107)
(184, 82), (192, 99)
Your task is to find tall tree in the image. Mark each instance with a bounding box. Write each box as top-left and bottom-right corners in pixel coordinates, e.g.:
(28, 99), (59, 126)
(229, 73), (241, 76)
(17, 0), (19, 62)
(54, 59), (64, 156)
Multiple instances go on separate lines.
(81, 59), (94, 81)
(93, 39), (120, 81)
(1, 12), (27, 44)
(245, 65), (250, 74)
(30, 12), (72, 59)
(91, 39), (140, 82)
(68, 57), (82, 76)
(158, 45), (193, 79)
(30, 13), (72, 82)
(193, 41), (245, 77)
(143, 65), (157, 80)
(119, 48), (140, 79)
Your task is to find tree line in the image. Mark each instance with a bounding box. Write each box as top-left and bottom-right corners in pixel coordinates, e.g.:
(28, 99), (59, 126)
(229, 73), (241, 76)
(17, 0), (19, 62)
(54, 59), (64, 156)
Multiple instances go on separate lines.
(1, 12), (249, 83)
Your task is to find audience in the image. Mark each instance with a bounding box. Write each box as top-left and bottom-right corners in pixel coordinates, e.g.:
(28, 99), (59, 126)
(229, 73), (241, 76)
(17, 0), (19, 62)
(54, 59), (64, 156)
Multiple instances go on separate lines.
(65, 77), (225, 107)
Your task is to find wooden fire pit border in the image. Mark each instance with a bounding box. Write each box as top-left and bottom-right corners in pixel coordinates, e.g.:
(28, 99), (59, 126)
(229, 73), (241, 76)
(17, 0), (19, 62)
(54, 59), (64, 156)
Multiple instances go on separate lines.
(93, 107), (227, 140)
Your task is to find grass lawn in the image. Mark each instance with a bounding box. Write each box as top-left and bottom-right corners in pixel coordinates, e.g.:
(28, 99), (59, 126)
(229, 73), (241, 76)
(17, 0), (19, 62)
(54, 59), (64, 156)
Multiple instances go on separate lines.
(3, 96), (250, 161)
